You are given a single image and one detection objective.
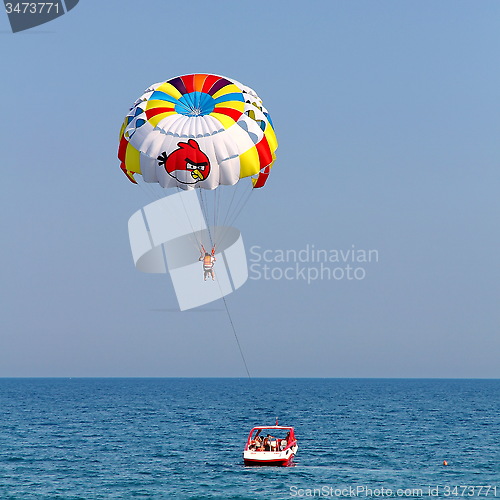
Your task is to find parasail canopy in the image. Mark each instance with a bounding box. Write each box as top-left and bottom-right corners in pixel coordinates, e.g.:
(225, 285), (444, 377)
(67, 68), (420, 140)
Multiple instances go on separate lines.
(118, 74), (277, 190)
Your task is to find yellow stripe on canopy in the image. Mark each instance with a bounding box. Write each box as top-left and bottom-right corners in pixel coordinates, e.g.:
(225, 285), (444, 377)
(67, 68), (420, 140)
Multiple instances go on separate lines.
(239, 146), (260, 178)
(125, 144), (142, 174)
(264, 124), (278, 152)
(212, 84), (242, 100)
(214, 100), (245, 113)
(148, 111), (177, 128)
(210, 112), (237, 130)
(146, 99), (177, 111)
(155, 82), (183, 100)
(119, 119), (127, 140)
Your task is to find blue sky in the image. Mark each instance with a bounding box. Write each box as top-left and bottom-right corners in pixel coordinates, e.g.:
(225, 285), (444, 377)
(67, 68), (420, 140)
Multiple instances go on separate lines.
(1, 0), (499, 377)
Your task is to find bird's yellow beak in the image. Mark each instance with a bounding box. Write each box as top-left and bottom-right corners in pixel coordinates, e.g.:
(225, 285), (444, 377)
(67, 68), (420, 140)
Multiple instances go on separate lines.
(191, 169), (203, 181)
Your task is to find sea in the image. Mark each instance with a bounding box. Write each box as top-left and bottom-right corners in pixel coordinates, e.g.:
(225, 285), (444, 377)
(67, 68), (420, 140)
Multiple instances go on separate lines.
(0, 378), (498, 499)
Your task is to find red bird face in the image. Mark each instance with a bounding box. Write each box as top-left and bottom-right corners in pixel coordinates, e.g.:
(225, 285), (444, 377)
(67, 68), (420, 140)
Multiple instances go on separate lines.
(157, 139), (211, 185)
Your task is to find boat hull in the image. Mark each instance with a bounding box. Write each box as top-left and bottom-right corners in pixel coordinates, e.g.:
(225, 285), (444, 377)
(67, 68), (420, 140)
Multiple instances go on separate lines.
(243, 446), (298, 467)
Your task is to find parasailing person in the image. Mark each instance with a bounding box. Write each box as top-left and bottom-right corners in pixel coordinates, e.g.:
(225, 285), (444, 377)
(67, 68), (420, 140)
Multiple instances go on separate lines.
(199, 245), (216, 281)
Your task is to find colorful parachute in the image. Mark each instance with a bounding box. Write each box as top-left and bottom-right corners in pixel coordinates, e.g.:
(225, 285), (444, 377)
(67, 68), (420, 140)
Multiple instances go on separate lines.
(118, 74), (277, 190)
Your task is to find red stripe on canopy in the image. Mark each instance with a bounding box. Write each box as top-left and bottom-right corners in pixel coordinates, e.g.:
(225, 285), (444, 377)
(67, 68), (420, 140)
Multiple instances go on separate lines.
(255, 137), (273, 168)
(145, 107), (175, 119)
(253, 166), (270, 189)
(212, 107), (243, 122)
(181, 74), (196, 93)
(118, 136), (128, 162)
(202, 74), (223, 94)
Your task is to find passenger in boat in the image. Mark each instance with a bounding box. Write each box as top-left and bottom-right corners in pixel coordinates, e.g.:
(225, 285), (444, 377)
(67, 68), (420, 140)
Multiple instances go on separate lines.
(280, 432), (291, 450)
(254, 436), (263, 451)
(249, 435), (262, 451)
(263, 434), (275, 451)
(257, 436), (265, 451)
(262, 436), (269, 451)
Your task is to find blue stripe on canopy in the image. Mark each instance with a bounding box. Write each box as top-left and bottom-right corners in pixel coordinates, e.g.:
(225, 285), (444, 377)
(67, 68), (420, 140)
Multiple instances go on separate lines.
(212, 93), (244, 105)
(149, 91), (179, 105)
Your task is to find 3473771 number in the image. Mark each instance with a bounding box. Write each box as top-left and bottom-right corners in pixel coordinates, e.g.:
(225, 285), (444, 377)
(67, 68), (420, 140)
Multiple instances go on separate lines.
(442, 486), (498, 497)
(5, 3), (59, 14)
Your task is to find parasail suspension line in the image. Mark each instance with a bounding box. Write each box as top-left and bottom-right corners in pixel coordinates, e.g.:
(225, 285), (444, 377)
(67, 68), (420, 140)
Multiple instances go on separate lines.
(221, 294), (252, 380)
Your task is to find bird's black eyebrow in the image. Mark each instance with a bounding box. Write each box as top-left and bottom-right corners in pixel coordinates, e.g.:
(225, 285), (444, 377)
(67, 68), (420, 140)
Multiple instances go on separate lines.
(185, 158), (208, 166)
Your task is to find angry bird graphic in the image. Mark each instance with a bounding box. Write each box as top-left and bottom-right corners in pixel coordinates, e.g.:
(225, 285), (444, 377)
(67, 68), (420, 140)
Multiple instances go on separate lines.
(157, 139), (211, 185)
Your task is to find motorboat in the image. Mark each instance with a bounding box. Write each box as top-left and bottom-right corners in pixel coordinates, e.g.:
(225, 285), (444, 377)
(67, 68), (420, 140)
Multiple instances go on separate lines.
(243, 424), (298, 466)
